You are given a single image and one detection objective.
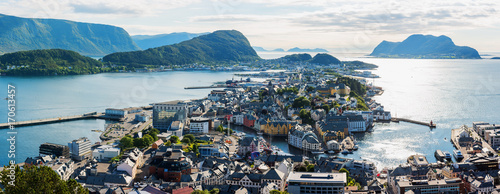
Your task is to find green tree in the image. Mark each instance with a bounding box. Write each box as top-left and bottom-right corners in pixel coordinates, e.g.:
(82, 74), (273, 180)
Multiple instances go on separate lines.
(149, 128), (160, 141)
(270, 190), (281, 194)
(209, 188), (220, 194)
(191, 190), (210, 194)
(134, 138), (146, 148)
(322, 104), (330, 112)
(0, 165), (88, 193)
(181, 137), (192, 144)
(307, 164), (315, 172)
(184, 134), (195, 143)
(292, 96), (311, 108)
(119, 136), (134, 149)
(143, 134), (154, 145)
(170, 135), (180, 144)
(165, 140), (172, 146)
(216, 125), (224, 132)
(192, 143), (200, 155)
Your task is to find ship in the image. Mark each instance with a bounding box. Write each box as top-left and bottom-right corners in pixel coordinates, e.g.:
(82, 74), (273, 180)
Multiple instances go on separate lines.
(453, 150), (464, 161)
(434, 150), (446, 162)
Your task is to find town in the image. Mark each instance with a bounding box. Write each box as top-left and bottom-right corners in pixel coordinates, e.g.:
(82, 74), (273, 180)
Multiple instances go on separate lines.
(3, 63), (500, 194)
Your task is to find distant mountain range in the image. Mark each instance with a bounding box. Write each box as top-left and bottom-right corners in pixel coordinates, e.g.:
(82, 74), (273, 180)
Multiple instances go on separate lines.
(0, 14), (139, 56)
(104, 30), (260, 66)
(370, 34), (481, 59)
(279, 53), (340, 65)
(252, 47), (328, 52)
(132, 32), (208, 50)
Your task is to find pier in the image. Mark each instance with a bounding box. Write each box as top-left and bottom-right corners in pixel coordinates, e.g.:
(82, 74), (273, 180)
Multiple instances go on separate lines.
(391, 117), (436, 128)
(0, 112), (121, 129)
(184, 85), (243, 89)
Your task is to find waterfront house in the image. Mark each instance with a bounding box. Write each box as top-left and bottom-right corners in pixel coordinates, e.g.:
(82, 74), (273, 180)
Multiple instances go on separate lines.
(92, 145), (120, 162)
(260, 119), (297, 136)
(238, 137), (260, 155)
(288, 125), (321, 151)
(243, 113), (257, 128)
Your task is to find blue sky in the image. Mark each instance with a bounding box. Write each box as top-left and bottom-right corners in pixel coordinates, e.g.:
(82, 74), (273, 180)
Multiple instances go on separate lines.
(1, 0), (499, 53)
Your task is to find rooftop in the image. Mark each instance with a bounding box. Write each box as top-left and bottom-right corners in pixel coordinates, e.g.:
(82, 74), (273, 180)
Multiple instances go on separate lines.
(288, 172), (346, 184)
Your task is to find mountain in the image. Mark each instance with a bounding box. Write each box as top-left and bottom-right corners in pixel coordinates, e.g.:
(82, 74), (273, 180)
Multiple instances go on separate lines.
(103, 30), (260, 66)
(279, 53), (340, 64)
(0, 49), (104, 76)
(272, 48), (285, 52)
(287, 47), (329, 52)
(370, 34), (481, 59)
(491, 57), (500, 59)
(252, 46), (268, 52)
(0, 14), (139, 56)
(132, 32), (208, 50)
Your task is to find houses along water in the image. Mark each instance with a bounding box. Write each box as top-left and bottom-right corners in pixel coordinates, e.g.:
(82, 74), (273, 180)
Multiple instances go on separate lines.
(2, 58), (500, 169)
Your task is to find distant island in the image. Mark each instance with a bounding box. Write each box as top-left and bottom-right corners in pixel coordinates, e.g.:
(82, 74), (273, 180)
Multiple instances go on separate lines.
(370, 34), (481, 59)
(252, 47), (286, 52)
(0, 13), (139, 56)
(103, 30), (260, 66)
(0, 49), (106, 76)
(279, 53), (377, 69)
(491, 57), (500, 59)
(132, 32), (208, 50)
(287, 47), (328, 52)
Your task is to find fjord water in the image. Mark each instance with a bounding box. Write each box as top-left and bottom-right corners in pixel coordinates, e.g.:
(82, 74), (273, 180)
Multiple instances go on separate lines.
(2, 58), (500, 169)
(0, 71), (242, 165)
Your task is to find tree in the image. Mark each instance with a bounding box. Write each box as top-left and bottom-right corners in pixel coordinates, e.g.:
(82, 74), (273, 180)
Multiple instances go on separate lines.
(216, 125), (224, 132)
(292, 96), (311, 108)
(181, 137), (192, 144)
(184, 134), (196, 143)
(134, 138), (146, 148)
(119, 136), (134, 149)
(192, 143), (199, 155)
(322, 104), (330, 112)
(149, 128), (160, 141)
(143, 134), (154, 145)
(307, 164), (315, 172)
(0, 165), (88, 193)
(270, 190), (281, 194)
(170, 135), (179, 144)
(165, 140), (172, 146)
(191, 190), (210, 194)
(209, 188), (220, 194)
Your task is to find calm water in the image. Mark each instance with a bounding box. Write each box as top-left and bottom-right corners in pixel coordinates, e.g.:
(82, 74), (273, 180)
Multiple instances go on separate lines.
(2, 58), (500, 169)
(0, 71), (244, 165)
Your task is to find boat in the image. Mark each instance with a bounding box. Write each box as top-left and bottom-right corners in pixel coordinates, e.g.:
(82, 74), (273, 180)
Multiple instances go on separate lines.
(327, 150), (337, 154)
(434, 150), (446, 162)
(353, 145), (359, 150)
(341, 149), (353, 155)
(443, 151), (452, 161)
(257, 131), (263, 136)
(453, 150), (464, 161)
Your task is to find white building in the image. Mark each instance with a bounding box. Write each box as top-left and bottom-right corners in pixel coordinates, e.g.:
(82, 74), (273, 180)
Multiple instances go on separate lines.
(153, 100), (188, 131)
(135, 113), (149, 122)
(288, 125), (321, 151)
(92, 145), (120, 162)
(105, 108), (127, 118)
(287, 172), (346, 194)
(68, 137), (92, 161)
(233, 113), (244, 125)
(189, 117), (210, 134)
(373, 109), (391, 121)
(117, 158), (136, 178)
(326, 140), (340, 151)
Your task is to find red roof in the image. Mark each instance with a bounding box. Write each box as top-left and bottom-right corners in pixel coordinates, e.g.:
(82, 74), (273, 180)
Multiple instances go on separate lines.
(172, 186), (194, 194)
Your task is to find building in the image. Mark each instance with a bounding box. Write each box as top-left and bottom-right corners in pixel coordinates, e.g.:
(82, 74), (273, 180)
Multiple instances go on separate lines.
(68, 137), (92, 161)
(199, 144), (228, 158)
(288, 125), (321, 151)
(149, 149), (194, 182)
(287, 172), (346, 194)
(260, 120), (297, 136)
(135, 113), (149, 122)
(39, 143), (70, 158)
(92, 145), (120, 162)
(152, 139), (164, 149)
(105, 108), (127, 118)
(238, 137), (260, 155)
(243, 114), (257, 128)
(189, 117), (211, 134)
(394, 178), (463, 194)
(326, 140), (340, 151)
(153, 100), (188, 131)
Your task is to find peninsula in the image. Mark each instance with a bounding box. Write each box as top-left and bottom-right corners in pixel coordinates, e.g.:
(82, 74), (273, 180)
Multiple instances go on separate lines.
(370, 34), (481, 59)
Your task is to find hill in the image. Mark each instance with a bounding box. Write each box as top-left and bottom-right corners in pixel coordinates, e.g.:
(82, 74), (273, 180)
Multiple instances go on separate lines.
(132, 32), (208, 50)
(0, 14), (139, 56)
(0, 49), (104, 76)
(103, 30), (260, 66)
(279, 53), (340, 64)
(252, 47), (286, 52)
(287, 47), (329, 52)
(370, 34), (481, 59)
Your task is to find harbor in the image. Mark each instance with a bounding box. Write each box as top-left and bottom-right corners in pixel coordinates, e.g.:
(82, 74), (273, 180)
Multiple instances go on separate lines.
(390, 117), (436, 128)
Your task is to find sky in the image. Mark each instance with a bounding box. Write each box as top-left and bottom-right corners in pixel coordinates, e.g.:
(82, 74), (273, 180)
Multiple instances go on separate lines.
(0, 0), (499, 53)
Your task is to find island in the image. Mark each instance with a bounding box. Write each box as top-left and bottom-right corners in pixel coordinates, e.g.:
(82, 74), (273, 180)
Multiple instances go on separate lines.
(492, 57), (500, 59)
(287, 47), (329, 52)
(370, 34), (481, 59)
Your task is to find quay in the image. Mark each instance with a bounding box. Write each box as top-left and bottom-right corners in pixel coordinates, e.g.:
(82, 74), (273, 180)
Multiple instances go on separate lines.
(391, 117), (436, 128)
(0, 112), (121, 129)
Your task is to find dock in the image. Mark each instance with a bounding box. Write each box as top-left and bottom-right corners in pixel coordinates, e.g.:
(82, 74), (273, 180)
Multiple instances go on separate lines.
(391, 117), (436, 128)
(0, 112), (121, 129)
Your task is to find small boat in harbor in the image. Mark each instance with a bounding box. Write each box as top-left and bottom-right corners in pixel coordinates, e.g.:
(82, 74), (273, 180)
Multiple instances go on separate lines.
(341, 149), (353, 155)
(453, 150), (464, 161)
(443, 151), (452, 161)
(353, 145), (359, 150)
(434, 150), (446, 162)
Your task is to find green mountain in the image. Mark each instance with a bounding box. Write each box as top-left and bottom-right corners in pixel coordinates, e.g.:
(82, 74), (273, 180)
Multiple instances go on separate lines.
(0, 49), (104, 76)
(132, 32), (208, 50)
(287, 47), (328, 52)
(103, 30), (260, 66)
(0, 14), (139, 56)
(370, 34), (481, 59)
(279, 53), (340, 64)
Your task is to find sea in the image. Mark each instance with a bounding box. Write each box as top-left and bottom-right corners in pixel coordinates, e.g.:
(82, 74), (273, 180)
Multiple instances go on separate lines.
(1, 52), (500, 170)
